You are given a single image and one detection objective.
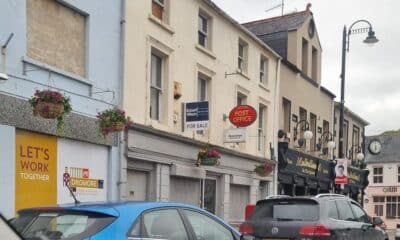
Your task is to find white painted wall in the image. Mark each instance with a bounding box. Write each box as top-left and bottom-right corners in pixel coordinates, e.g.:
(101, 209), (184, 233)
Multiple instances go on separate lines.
(0, 125), (15, 219)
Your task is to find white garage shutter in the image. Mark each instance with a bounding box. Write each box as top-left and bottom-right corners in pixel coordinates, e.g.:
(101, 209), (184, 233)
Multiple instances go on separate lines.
(127, 170), (148, 201)
(170, 176), (200, 207)
(229, 184), (249, 223)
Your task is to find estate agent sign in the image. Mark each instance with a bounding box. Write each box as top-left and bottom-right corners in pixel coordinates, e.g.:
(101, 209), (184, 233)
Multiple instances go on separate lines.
(185, 101), (209, 131)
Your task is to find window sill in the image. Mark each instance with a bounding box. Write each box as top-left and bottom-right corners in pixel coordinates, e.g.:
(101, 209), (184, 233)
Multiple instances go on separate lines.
(22, 56), (92, 86)
(195, 44), (216, 60)
(258, 83), (270, 92)
(148, 14), (175, 35)
(236, 69), (250, 80)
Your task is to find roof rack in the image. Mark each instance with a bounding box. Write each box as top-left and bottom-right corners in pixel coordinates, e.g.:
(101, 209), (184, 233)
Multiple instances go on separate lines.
(265, 195), (292, 199)
(314, 193), (345, 198)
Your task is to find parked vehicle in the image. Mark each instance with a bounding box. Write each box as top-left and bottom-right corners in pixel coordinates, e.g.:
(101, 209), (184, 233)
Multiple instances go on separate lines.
(396, 223), (400, 240)
(240, 194), (387, 240)
(10, 202), (241, 240)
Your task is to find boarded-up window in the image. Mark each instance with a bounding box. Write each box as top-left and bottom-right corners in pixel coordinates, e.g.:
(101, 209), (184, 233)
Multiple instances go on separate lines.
(27, 0), (86, 76)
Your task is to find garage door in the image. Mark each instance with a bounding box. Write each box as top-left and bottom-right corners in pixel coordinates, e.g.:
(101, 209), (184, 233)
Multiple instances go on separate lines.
(127, 170), (148, 201)
(170, 176), (200, 207)
(230, 184), (249, 222)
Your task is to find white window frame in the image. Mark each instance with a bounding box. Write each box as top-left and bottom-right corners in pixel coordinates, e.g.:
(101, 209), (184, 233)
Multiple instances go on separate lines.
(258, 104), (267, 153)
(198, 13), (208, 48)
(198, 75), (209, 102)
(150, 53), (163, 121)
(373, 166), (383, 184)
(153, 0), (165, 8)
(236, 92), (247, 106)
(260, 56), (268, 85)
(238, 40), (247, 72)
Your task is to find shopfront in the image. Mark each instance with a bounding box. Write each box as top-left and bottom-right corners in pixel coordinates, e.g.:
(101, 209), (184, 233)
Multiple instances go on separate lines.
(125, 124), (274, 223)
(278, 147), (334, 196)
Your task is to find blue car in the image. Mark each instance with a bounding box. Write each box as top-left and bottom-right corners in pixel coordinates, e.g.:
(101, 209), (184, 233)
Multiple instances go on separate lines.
(10, 202), (242, 240)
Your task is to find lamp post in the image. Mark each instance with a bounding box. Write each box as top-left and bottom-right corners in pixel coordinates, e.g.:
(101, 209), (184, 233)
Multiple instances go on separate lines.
(338, 20), (379, 158)
(348, 145), (364, 166)
(293, 120), (313, 149)
(319, 131), (335, 157)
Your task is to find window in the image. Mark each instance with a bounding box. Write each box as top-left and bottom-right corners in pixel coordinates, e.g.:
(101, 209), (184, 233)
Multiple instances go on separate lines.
(198, 75), (209, 102)
(237, 92), (247, 106)
(352, 126), (360, 160)
(152, 0), (165, 20)
(260, 56), (268, 85)
(27, 0), (86, 76)
(344, 120), (349, 156)
(336, 200), (355, 221)
(386, 196), (400, 219)
(322, 120), (330, 154)
(327, 201), (339, 219)
(398, 166), (400, 183)
(302, 38), (309, 74)
(311, 46), (318, 80)
(150, 53), (163, 120)
(282, 98), (291, 133)
(143, 209), (189, 239)
(258, 104), (267, 152)
(299, 107), (307, 139)
(198, 13), (209, 48)
(238, 40), (248, 72)
(310, 113), (317, 151)
(350, 202), (370, 223)
(183, 210), (234, 240)
(373, 167), (383, 183)
(373, 196), (385, 217)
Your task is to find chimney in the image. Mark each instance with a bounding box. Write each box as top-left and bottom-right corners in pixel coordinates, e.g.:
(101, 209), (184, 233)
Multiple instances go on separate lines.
(306, 3), (312, 12)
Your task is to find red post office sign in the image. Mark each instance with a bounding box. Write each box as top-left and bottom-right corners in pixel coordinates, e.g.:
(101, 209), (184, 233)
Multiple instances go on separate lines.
(229, 105), (257, 127)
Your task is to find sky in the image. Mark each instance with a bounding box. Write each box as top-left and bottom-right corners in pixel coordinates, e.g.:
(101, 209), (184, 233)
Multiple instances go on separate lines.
(212, 0), (400, 135)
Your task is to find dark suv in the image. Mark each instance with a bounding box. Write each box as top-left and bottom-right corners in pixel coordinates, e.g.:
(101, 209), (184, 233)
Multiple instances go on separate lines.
(240, 194), (387, 240)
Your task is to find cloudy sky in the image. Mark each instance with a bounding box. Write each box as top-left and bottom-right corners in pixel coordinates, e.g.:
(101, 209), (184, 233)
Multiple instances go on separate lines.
(213, 0), (399, 135)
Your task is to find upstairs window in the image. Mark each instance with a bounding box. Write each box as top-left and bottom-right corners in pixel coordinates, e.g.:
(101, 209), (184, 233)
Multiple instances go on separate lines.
(152, 0), (165, 21)
(198, 13), (209, 48)
(311, 46), (318, 80)
(238, 40), (248, 72)
(398, 166), (400, 183)
(260, 56), (268, 85)
(236, 92), (247, 106)
(302, 38), (309, 75)
(258, 104), (267, 152)
(282, 98), (291, 133)
(373, 167), (383, 183)
(150, 53), (163, 121)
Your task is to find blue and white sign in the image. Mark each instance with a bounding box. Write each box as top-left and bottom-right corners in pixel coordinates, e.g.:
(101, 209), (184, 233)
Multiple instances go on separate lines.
(185, 101), (209, 131)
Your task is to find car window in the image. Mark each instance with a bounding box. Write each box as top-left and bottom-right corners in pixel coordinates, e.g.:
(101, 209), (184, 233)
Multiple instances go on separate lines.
(350, 202), (370, 223)
(336, 200), (355, 221)
(183, 210), (234, 240)
(143, 209), (188, 240)
(327, 200), (339, 219)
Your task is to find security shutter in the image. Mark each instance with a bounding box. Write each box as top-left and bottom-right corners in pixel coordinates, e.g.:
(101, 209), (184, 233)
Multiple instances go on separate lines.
(230, 184), (250, 222)
(170, 176), (200, 207)
(127, 170), (148, 201)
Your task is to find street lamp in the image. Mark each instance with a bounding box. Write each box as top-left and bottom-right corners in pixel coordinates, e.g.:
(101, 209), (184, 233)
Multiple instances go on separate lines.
(293, 120), (313, 148)
(348, 145), (364, 166)
(338, 20), (379, 159)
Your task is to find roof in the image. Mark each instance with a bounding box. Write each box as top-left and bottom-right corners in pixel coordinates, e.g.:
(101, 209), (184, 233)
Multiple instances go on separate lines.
(334, 102), (370, 126)
(200, 0), (281, 59)
(242, 10), (311, 36)
(365, 135), (400, 163)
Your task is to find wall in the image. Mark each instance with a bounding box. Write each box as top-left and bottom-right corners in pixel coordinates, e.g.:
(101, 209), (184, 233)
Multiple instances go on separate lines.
(123, 0), (279, 158)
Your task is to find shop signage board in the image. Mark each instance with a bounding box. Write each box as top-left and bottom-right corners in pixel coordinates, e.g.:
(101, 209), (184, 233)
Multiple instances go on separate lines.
(15, 130), (57, 212)
(335, 158), (348, 184)
(229, 105), (257, 127)
(223, 128), (246, 143)
(184, 101), (209, 131)
(284, 148), (320, 177)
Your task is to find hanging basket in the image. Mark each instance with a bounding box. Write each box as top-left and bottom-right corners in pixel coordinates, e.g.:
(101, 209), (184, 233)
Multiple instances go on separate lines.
(35, 102), (65, 119)
(113, 122), (126, 132)
(254, 164), (273, 177)
(200, 157), (219, 166)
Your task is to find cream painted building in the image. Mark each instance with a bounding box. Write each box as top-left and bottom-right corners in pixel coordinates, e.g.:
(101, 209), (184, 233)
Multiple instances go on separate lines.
(121, 0), (281, 223)
(244, 7), (337, 196)
(364, 134), (400, 229)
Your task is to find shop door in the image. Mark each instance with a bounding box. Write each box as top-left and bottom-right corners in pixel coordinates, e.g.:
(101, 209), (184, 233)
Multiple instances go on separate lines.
(230, 184), (250, 222)
(127, 170), (148, 201)
(170, 176), (201, 207)
(202, 179), (217, 214)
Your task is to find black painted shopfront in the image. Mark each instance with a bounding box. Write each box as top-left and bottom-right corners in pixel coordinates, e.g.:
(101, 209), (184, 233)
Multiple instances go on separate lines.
(278, 143), (369, 203)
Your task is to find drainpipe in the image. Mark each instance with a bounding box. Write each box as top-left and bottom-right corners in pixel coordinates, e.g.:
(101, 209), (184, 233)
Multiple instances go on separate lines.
(117, 0), (127, 201)
(272, 57), (282, 195)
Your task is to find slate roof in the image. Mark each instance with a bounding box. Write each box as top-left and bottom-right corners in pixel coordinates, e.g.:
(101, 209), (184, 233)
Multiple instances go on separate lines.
(242, 10), (311, 37)
(334, 102), (369, 126)
(365, 135), (400, 163)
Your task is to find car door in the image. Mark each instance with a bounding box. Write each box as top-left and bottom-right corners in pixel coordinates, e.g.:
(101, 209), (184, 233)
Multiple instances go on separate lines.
(127, 208), (190, 240)
(335, 199), (363, 240)
(349, 201), (384, 240)
(181, 209), (237, 240)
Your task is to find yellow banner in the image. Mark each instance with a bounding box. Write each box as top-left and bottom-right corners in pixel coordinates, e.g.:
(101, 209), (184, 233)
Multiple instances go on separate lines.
(15, 130), (57, 212)
(70, 177), (99, 189)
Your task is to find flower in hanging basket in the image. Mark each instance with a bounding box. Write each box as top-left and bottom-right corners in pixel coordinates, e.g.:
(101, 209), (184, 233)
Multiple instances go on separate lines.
(29, 89), (72, 131)
(196, 147), (221, 166)
(254, 162), (275, 177)
(97, 107), (133, 136)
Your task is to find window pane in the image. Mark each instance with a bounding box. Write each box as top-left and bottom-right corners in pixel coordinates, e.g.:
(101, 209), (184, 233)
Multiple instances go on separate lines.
(151, 54), (162, 88)
(198, 77), (207, 102)
(143, 209), (188, 240)
(183, 210), (234, 240)
(259, 106), (264, 129)
(198, 32), (206, 47)
(150, 87), (160, 120)
(327, 201), (339, 219)
(238, 44), (244, 57)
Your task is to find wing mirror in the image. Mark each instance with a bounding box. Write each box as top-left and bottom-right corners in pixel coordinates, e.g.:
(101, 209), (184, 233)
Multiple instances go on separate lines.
(372, 217), (383, 226)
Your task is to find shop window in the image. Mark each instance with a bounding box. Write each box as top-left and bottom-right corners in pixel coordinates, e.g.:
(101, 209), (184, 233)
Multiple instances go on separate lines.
(238, 40), (248, 72)
(373, 167), (383, 183)
(27, 0), (86, 76)
(260, 56), (268, 85)
(282, 98), (291, 134)
(198, 11), (212, 49)
(373, 196), (385, 217)
(386, 196), (400, 219)
(258, 104), (267, 153)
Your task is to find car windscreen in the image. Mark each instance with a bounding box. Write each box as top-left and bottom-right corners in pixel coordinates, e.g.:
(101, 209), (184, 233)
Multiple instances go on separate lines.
(10, 210), (116, 240)
(250, 199), (319, 221)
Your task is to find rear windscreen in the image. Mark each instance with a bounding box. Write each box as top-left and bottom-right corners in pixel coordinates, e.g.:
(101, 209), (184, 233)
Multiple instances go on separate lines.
(250, 200), (319, 221)
(10, 210), (115, 240)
